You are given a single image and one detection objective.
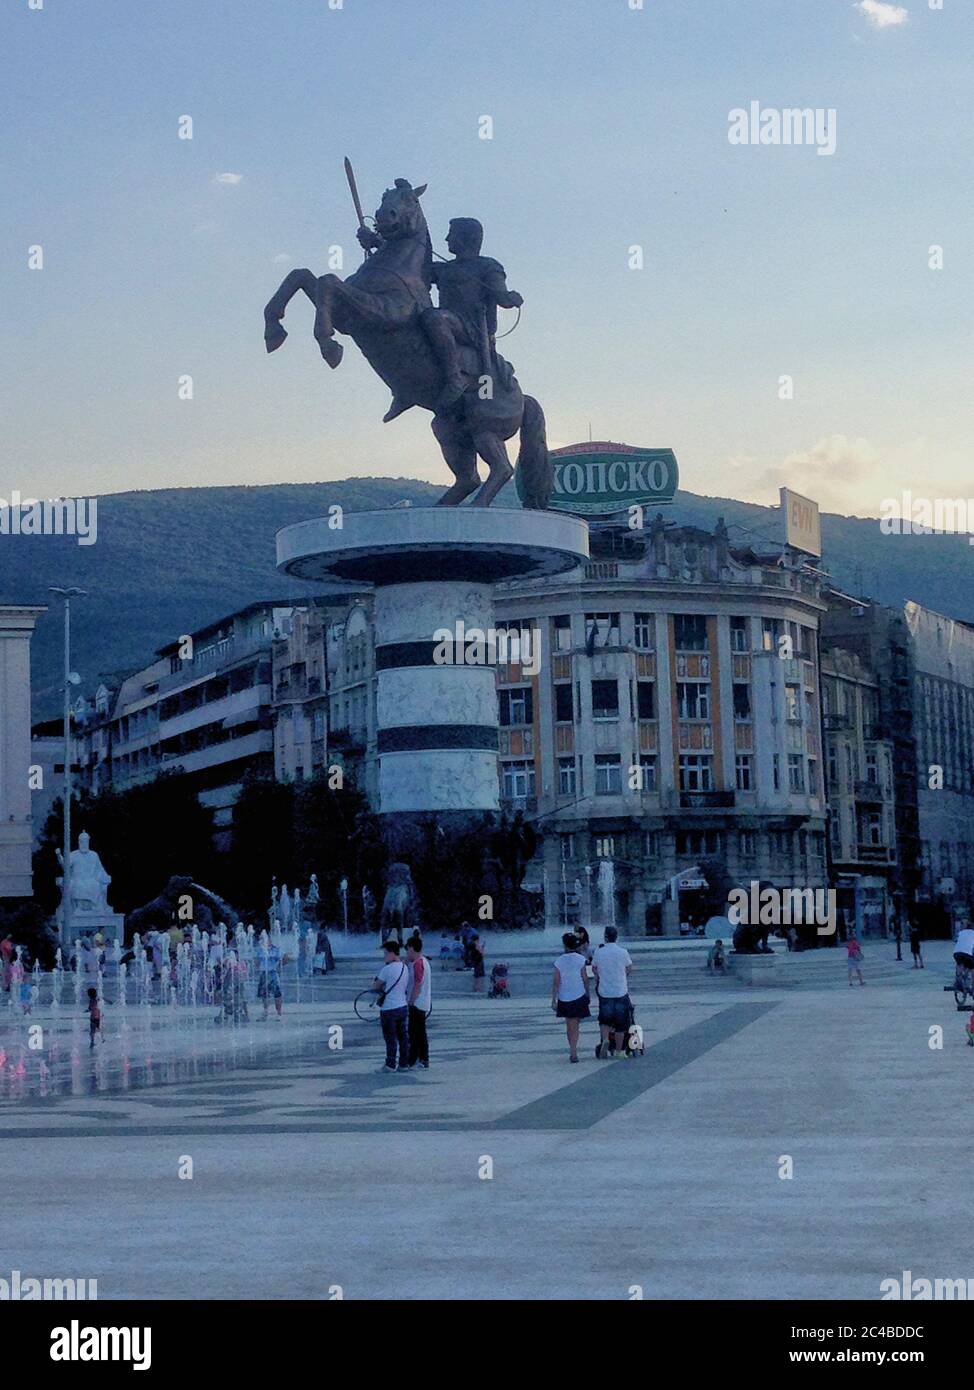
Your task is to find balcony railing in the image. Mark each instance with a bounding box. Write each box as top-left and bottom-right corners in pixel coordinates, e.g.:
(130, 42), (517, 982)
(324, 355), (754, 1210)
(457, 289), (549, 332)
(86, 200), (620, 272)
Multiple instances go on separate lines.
(500, 795), (538, 813)
(857, 843), (894, 863)
(678, 789), (736, 810)
(855, 779), (884, 802)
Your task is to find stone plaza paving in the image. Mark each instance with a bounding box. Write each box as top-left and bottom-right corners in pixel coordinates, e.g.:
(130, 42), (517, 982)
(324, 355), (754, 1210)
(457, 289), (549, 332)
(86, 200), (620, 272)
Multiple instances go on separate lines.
(0, 938), (970, 1300)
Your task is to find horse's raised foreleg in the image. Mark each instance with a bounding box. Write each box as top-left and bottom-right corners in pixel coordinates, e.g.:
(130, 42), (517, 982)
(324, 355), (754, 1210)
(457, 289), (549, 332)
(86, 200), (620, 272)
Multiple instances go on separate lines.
(432, 416), (480, 506)
(313, 274), (345, 368)
(470, 431), (514, 508)
(263, 269), (318, 353)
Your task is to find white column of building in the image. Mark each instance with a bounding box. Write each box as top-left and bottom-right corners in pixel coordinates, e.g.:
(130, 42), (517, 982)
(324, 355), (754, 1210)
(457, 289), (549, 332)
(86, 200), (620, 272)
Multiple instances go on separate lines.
(654, 612), (675, 797)
(715, 614), (737, 790)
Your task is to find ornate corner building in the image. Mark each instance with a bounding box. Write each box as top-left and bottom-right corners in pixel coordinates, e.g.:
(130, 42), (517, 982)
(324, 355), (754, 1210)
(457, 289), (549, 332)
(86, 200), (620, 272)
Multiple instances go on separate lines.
(492, 516), (828, 933)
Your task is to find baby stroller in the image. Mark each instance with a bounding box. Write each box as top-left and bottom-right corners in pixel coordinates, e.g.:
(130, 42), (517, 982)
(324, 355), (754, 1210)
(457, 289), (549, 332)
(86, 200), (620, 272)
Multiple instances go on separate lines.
(604, 996), (645, 1057)
(488, 963), (510, 999)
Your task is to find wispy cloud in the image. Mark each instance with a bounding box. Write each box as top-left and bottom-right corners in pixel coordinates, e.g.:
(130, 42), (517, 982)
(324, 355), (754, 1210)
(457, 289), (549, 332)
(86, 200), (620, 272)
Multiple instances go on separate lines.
(855, 1), (909, 29)
(272, 252), (292, 264)
(214, 171), (243, 186)
(726, 436), (882, 511)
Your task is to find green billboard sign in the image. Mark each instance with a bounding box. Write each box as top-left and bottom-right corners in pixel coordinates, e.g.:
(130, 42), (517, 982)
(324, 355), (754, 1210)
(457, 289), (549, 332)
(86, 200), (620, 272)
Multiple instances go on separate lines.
(527, 443), (678, 515)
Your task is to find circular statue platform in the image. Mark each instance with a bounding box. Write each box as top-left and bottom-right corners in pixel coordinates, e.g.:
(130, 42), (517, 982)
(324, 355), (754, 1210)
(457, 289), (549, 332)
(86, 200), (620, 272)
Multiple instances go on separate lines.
(276, 506), (589, 586)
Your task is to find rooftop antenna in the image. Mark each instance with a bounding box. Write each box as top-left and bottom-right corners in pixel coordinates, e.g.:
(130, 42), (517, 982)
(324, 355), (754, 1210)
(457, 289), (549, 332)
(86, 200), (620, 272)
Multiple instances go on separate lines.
(587, 421), (592, 442)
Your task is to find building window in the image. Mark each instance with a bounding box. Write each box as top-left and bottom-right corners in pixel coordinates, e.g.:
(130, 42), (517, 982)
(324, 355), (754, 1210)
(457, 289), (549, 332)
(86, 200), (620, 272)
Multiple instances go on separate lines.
(788, 753), (805, 792)
(784, 684), (801, 721)
(499, 687), (533, 727)
(679, 754), (713, 792)
(638, 755), (657, 792)
(827, 747), (838, 786)
(762, 617), (782, 653)
(674, 614), (708, 651)
(770, 829), (792, 859)
(636, 682), (656, 720)
(592, 680), (619, 720)
(862, 811), (884, 847)
(845, 744), (857, 781)
(677, 682), (710, 720)
(865, 749), (879, 785)
(502, 760), (535, 799)
(595, 835), (615, 859)
(554, 683), (573, 722)
(773, 754), (781, 791)
(313, 710), (325, 740)
(732, 683), (751, 721)
(634, 612), (654, 650)
(730, 616), (748, 653)
(560, 833), (575, 861)
(553, 615), (572, 652)
(739, 829), (756, 859)
(676, 829), (722, 857)
(595, 755), (622, 795)
(644, 830), (661, 858)
(558, 757), (577, 796)
(585, 612), (620, 648)
(735, 754), (753, 791)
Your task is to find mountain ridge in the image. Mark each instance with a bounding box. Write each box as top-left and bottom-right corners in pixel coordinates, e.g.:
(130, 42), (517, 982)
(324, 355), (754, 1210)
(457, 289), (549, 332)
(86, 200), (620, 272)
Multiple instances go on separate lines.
(2, 475), (970, 721)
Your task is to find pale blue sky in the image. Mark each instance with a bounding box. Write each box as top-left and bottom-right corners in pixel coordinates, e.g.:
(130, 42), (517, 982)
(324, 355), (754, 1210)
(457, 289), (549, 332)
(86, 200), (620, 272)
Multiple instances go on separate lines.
(4, 0), (972, 516)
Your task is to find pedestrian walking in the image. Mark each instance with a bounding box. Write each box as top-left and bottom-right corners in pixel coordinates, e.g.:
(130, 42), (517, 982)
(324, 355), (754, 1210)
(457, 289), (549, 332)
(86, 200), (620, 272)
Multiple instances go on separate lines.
(1, 933), (14, 994)
(551, 932), (590, 1063)
(909, 922), (924, 969)
(471, 933), (486, 992)
(373, 940), (410, 1073)
(592, 926), (633, 1059)
(846, 934), (865, 986)
(406, 934), (431, 1068)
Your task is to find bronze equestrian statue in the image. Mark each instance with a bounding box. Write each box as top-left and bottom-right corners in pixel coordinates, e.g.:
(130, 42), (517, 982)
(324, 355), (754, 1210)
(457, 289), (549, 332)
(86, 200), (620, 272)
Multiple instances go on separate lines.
(263, 172), (553, 510)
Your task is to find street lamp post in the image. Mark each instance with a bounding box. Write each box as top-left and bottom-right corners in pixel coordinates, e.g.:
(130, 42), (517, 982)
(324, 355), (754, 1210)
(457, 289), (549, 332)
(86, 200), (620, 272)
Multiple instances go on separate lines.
(49, 587), (86, 946)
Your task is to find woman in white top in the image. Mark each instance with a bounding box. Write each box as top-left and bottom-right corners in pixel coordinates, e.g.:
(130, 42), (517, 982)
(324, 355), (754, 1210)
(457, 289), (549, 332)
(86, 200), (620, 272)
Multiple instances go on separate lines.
(551, 932), (591, 1063)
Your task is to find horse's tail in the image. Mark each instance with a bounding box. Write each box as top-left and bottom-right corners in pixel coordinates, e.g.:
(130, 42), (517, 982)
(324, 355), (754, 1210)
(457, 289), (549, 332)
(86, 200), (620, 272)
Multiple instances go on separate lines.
(515, 395), (554, 510)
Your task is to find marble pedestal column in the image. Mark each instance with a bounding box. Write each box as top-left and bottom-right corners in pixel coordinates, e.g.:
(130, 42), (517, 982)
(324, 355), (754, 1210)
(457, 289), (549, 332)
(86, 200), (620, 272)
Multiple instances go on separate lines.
(277, 507), (589, 849)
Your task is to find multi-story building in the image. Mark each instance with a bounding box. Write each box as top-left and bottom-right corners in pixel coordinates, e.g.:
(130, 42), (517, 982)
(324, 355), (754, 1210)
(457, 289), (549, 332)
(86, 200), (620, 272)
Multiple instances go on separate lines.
(74, 681), (120, 796)
(76, 601), (294, 850)
(28, 717), (80, 848)
(819, 643), (897, 935)
(1, 604), (45, 896)
(271, 595), (376, 800)
(823, 593), (974, 925)
(494, 515), (829, 933)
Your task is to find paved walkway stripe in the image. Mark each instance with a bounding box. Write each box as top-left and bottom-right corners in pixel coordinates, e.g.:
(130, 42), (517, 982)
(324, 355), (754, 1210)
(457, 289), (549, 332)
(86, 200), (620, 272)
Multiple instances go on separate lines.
(490, 1002), (778, 1131)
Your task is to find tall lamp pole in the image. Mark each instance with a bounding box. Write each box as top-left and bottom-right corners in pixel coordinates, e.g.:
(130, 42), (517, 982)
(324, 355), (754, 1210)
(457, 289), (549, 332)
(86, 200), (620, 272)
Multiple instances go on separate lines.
(49, 587), (86, 945)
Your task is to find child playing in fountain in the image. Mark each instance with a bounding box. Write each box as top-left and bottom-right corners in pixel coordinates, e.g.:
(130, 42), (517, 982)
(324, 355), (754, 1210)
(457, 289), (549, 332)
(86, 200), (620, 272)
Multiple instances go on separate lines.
(87, 987), (101, 1048)
(10, 959), (31, 1015)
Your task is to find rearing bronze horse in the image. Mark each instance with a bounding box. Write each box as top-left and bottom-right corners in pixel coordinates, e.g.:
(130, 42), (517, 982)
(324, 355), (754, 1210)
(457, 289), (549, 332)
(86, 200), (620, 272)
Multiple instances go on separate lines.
(263, 178), (552, 509)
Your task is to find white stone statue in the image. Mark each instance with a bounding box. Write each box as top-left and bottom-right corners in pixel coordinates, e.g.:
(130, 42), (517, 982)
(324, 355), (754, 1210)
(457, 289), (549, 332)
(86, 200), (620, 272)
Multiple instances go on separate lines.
(307, 873), (320, 906)
(57, 831), (112, 914)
